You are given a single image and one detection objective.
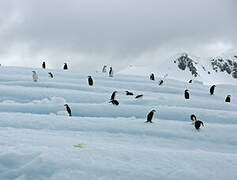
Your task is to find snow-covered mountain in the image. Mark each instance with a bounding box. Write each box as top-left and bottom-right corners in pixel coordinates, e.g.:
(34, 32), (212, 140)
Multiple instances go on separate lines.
(119, 52), (237, 85)
(0, 65), (237, 180)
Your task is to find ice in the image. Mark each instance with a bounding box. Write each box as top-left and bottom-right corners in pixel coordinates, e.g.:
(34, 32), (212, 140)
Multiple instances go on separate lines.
(0, 65), (237, 180)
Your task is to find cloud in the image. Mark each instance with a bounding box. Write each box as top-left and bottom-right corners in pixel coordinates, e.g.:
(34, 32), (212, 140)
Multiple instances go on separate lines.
(0, 0), (236, 71)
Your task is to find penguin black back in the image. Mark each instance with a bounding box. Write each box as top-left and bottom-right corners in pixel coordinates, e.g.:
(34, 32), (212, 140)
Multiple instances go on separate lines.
(146, 110), (156, 123)
(150, 73), (155, 81)
(109, 67), (113, 77)
(64, 104), (72, 116)
(42, 62), (46, 69)
(194, 120), (204, 130)
(125, 91), (133, 96)
(110, 91), (117, 100)
(63, 63), (68, 70)
(110, 99), (119, 106)
(184, 89), (189, 99)
(159, 80), (164, 86)
(48, 72), (53, 78)
(88, 76), (93, 86)
(210, 85), (216, 95)
(225, 95), (231, 103)
(135, 94), (143, 99)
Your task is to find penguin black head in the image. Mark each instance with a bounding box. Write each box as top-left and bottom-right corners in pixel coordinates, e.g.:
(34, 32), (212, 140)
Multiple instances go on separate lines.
(64, 104), (68, 107)
(190, 114), (197, 121)
(185, 89), (189, 92)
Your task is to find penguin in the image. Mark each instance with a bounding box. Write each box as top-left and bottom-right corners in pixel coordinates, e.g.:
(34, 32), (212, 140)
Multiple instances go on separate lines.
(194, 120), (204, 130)
(63, 63), (68, 70)
(159, 80), (164, 86)
(125, 91), (133, 96)
(102, 65), (107, 73)
(109, 67), (113, 77)
(48, 72), (53, 78)
(210, 85), (216, 95)
(184, 89), (189, 99)
(42, 62), (46, 69)
(109, 99), (119, 106)
(88, 76), (93, 86)
(150, 73), (155, 81)
(32, 71), (38, 82)
(64, 104), (72, 116)
(188, 80), (192, 83)
(110, 91), (117, 100)
(135, 94), (143, 99)
(225, 95), (231, 103)
(145, 110), (156, 123)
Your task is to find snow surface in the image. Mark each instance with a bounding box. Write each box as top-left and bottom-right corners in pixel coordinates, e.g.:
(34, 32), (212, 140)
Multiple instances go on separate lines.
(0, 66), (237, 180)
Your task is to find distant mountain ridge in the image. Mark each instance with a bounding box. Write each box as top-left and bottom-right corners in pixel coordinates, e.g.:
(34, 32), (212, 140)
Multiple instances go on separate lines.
(173, 53), (237, 79)
(118, 51), (237, 85)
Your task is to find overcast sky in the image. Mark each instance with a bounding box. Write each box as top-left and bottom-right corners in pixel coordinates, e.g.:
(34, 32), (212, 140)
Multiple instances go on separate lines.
(0, 0), (236, 71)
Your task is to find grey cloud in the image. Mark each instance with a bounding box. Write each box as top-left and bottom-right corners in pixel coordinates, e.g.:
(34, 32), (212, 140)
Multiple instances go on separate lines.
(0, 0), (236, 70)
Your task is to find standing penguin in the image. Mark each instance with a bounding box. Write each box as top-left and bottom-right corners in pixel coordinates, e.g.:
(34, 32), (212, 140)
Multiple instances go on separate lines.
(64, 104), (72, 116)
(88, 76), (93, 86)
(32, 71), (38, 82)
(102, 65), (107, 73)
(145, 110), (156, 123)
(63, 63), (68, 70)
(150, 73), (155, 81)
(48, 72), (53, 78)
(110, 91), (117, 100)
(194, 120), (204, 130)
(184, 89), (190, 99)
(109, 67), (113, 77)
(210, 85), (216, 95)
(42, 62), (46, 69)
(225, 95), (231, 103)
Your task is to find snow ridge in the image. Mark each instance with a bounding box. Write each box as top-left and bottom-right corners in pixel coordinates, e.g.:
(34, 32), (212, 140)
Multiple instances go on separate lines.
(0, 66), (237, 180)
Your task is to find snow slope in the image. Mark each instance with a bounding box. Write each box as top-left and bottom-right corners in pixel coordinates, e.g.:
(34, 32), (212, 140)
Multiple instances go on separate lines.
(0, 66), (237, 180)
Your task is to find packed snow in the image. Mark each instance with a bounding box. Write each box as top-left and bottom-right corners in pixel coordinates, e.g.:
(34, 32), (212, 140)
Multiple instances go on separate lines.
(0, 66), (237, 180)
